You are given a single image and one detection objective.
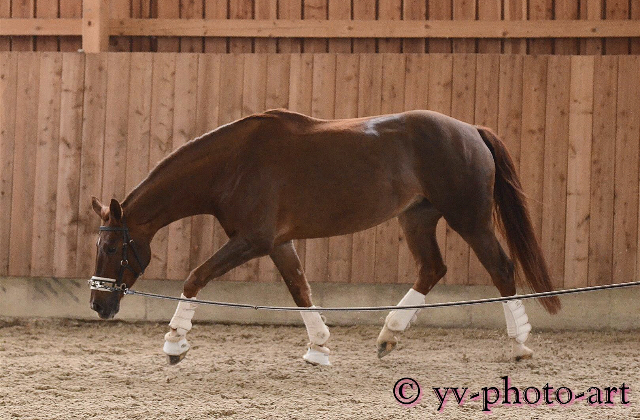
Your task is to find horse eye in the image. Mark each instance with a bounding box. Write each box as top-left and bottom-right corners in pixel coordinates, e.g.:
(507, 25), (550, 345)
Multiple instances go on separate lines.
(106, 246), (117, 255)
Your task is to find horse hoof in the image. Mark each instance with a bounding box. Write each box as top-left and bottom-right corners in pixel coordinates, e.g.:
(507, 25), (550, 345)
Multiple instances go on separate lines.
(163, 335), (190, 365)
(376, 325), (398, 358)
(303, 345), (331, 366)
(167, 351), (188, 365)
(377, 341), (397, 359)
(512, 342), (533, 361)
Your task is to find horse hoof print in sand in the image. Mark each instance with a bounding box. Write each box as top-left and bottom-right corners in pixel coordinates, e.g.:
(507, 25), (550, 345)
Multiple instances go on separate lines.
(88, 109), (561, 365)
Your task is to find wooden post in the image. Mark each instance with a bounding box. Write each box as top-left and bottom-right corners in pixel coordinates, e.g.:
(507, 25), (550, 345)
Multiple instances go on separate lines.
(83, 0), (109, 52)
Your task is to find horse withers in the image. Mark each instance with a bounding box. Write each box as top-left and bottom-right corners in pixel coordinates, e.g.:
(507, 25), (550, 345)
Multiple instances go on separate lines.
(89, 109), (561, 365)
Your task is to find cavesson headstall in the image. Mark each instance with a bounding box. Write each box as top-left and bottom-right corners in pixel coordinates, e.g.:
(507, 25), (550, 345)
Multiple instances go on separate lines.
(89, 220), (146, 293)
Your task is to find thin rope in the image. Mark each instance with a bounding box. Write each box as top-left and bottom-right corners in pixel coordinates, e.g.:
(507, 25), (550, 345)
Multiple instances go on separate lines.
(123, 280), (640, 312)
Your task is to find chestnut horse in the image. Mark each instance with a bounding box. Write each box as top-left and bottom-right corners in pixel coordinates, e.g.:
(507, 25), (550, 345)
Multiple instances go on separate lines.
(90, 109), (560, 366)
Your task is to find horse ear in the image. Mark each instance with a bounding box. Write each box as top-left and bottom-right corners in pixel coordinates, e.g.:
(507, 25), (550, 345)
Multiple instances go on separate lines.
(109, 198), (123, 222)
(91, 197), (103, 216)
(92, 197), (109, 221)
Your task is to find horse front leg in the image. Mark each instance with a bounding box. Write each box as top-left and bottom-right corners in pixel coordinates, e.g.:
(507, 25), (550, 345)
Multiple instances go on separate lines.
(270, 241), (331, 366)
(163, 236), (269, 364)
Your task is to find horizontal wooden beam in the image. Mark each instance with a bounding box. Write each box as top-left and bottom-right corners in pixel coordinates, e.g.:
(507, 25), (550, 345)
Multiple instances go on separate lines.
(0, 19), (82, 36)
(108, 19), (640, 39)
(1, 18), (640, 39)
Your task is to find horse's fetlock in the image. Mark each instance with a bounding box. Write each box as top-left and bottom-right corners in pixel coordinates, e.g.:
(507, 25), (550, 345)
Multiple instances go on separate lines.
(385, 288), (425, 331)
(169, 293), (198, 335)
(183, 286), (196, 299)
(183, 274), (203, 299)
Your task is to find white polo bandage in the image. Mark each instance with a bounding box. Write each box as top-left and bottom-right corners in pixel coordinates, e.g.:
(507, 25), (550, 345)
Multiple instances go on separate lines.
(169, 294), (198, 336)
(300, 307), (330, 346)
(385, 288), (425, 332)
(503, 299), (531, 344)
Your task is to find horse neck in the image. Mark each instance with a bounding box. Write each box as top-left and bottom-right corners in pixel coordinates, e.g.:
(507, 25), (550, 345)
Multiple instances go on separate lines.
(123, 178), (207, 239)
(121, 132), (233, 240)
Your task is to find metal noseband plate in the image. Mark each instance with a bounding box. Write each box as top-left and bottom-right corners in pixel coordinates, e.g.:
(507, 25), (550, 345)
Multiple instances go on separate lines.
(88, 276), (125, 292)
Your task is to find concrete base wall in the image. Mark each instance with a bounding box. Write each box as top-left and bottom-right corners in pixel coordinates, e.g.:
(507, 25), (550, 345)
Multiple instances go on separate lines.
(0, 277), (638, 330)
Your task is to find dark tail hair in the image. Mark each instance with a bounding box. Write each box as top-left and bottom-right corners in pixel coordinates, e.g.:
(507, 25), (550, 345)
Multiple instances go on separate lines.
(477, 126), (561, 314)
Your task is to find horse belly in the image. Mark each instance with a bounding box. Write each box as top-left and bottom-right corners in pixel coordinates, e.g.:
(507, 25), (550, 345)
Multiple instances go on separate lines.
(279, 163), (422, 240)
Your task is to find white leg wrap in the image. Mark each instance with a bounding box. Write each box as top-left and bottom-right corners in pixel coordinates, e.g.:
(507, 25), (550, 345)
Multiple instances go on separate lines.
(503, 299), (531, 344)
(385, 288), (425, 332)
(169, 294), (198, 336)
(300, 307), (330, 346)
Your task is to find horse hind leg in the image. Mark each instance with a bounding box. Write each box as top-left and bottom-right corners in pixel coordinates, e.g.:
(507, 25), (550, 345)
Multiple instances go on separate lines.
(377, 202), (447, 358)
(463, 227), (533, 361)
(270, 241), (331, 366)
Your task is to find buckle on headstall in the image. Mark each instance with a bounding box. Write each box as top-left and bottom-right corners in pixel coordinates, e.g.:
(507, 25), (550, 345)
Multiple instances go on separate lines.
(88, 276), (126, 292)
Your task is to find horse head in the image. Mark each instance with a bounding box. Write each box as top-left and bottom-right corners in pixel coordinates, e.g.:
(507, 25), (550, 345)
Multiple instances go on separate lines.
(89, 197), (151, 319)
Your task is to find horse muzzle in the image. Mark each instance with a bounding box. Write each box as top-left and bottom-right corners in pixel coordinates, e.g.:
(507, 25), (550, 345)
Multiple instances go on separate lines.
(89, 276), (123, 319)
(91, 300), (118, 319)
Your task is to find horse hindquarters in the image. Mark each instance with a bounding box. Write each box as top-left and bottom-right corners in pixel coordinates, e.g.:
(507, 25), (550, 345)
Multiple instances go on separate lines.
(378, 124), (539, 360)
(440, 126), (537, 359)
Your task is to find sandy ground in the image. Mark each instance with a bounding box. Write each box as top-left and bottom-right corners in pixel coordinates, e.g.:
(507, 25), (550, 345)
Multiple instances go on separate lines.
(1, 319), (638, 420)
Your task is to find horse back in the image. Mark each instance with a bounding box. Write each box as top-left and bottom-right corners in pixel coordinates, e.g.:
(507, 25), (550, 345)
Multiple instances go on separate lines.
(219, 109), (494, 241)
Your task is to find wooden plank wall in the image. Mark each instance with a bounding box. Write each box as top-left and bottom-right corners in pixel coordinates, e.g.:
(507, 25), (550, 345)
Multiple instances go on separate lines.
(1, 0), (639, 54)
(1, 52), (640, 291)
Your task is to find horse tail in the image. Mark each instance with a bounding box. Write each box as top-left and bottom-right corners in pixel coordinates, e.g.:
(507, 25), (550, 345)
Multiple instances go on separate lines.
(476, 126), (561, 314)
